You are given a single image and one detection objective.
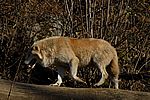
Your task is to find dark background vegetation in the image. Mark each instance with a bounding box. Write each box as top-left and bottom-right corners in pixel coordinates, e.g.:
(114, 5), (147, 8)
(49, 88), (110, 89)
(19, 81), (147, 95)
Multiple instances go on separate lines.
(0, 0), (150, 92)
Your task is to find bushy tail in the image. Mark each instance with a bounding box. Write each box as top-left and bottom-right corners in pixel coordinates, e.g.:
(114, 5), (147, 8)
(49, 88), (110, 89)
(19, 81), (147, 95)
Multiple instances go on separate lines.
(109, 52), (119, 89)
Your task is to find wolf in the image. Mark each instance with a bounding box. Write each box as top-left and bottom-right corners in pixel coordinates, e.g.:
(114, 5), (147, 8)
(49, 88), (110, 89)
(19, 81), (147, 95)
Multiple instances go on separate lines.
(24, 36), (119, 89)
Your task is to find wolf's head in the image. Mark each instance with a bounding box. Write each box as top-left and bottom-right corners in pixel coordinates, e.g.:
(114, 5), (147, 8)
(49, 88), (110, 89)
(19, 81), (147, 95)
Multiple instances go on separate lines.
(24, 43), (43, 66)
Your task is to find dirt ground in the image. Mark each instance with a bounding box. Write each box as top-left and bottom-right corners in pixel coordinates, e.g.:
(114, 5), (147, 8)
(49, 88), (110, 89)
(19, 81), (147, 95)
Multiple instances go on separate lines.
(0, 79), (150, 100)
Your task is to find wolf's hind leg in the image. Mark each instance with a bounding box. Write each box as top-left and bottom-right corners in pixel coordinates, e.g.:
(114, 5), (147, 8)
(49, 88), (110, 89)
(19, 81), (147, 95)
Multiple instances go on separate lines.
(70, 57), (86, 84)
(110, 58), (119, 89)
(94, 64), (108, 86)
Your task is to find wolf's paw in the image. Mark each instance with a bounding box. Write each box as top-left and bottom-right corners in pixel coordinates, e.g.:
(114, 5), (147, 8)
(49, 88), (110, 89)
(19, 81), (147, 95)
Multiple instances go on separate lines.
(49, 83), (60, 87)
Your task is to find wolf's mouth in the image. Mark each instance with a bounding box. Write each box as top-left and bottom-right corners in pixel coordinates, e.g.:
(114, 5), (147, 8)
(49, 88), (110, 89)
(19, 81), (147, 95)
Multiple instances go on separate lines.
(27, 59), (37, 72)
(27, 58), (36, 65)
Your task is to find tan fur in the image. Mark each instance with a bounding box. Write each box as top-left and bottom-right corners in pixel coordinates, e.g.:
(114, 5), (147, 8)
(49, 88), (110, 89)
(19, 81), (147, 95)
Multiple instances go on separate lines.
(25, 36), (120, 89)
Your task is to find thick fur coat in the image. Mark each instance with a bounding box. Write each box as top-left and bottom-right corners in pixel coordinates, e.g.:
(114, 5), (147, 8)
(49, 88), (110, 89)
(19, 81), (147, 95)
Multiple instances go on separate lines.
(25, 36), (120, 89)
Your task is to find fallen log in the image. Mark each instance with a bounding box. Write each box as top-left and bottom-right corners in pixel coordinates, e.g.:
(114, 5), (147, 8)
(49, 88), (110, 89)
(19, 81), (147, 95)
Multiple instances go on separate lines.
(0, 79), (150, 100)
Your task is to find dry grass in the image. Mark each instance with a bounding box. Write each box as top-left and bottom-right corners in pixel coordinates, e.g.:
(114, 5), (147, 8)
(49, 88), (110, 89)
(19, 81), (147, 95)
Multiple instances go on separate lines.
(0, 0), (150, 92)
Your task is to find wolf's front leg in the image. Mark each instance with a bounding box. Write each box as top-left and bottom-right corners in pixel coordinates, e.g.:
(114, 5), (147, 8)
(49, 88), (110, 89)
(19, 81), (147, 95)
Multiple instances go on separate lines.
(49, 66), (65, 86)
(49, 74), (62, 86)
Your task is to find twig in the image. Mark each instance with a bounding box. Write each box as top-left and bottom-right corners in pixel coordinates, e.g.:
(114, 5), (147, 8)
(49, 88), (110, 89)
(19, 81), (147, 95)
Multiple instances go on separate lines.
(100, 0), (104, 38)
(65, 0), (74, 36)
(137, 60), (150, 74)
(89, 0), (92, 37)
(7, 57), (23, 100)
(106, 0), (110, 27)
(86, 0), (89, 33)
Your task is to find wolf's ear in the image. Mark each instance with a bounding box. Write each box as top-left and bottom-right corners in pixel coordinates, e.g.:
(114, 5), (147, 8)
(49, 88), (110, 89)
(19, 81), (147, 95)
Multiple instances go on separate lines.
(32, 45), (40, 51)
(32, 45), (43, 59)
